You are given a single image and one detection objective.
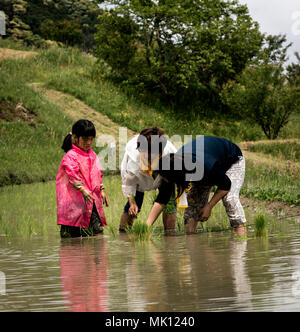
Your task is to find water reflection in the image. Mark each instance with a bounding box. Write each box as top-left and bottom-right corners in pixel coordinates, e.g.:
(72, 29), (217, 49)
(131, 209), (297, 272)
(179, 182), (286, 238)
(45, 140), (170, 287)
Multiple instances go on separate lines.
(1, 222), (300, 311)
(230, 240), (252, 310)
(103, 233), (253, 311)
(60, 237), (108, 312)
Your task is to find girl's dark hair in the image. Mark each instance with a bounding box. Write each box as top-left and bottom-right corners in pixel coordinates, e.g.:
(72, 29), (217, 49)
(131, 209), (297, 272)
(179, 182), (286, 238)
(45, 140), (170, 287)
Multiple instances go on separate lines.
(158, 153), (194, 198)
(61, 119), (96, 153)
(136, 127), (167, 157)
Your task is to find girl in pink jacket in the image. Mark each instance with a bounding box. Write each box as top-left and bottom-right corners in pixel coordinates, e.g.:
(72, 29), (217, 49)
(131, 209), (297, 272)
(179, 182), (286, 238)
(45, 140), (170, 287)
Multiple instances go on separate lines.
(56, 119), (109, 238)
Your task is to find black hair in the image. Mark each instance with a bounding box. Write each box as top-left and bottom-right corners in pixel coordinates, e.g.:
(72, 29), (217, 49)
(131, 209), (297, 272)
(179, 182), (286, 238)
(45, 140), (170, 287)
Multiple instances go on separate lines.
(61, 119), (96, 153)
(158, 153), (195, 198)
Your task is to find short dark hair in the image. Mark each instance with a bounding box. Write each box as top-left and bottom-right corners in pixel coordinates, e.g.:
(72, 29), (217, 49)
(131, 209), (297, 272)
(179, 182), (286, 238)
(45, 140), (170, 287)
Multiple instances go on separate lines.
(61, 119), (96, 153)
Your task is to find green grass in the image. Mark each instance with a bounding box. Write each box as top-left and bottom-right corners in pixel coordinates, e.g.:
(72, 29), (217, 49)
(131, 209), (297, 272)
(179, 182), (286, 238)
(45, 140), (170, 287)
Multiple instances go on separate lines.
(241, 159), (300, 205)
(0, 175), (296, 240)
(0, 175), (237, 239)
(0, 181), (57, 238)
(0, 177), (158, 239)
(0, 67), (74, 186)
(0, 37), (36, 51)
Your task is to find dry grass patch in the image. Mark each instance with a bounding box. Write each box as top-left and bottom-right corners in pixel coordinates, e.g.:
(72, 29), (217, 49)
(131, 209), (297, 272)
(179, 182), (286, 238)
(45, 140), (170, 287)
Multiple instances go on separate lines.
(30, 83), (136, 140)
(0, 48), (38, 61)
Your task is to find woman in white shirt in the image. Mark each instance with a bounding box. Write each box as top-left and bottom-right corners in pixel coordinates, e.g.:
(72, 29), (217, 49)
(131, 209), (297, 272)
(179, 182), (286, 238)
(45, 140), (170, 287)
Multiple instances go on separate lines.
(119, 127), (178, 235)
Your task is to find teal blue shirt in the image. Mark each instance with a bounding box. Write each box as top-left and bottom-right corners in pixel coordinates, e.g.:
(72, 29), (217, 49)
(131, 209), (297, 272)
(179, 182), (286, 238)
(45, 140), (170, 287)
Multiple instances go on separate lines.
(155, 136), (243, 205)
(178, 136), (242, 175)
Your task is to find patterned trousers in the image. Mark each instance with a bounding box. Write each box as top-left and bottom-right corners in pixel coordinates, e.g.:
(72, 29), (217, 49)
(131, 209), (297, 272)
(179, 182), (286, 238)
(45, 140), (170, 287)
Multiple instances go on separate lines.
(184, 156), (246, 227)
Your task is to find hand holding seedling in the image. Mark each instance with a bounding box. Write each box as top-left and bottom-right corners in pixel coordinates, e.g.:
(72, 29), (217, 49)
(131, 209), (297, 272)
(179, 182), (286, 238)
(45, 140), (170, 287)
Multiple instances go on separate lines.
(199, 204), (212, 222)
(128, 203), (138, 217)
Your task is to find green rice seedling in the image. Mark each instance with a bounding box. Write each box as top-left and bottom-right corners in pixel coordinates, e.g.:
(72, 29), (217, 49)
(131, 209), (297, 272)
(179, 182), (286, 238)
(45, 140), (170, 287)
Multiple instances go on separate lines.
(175, 210), (185, 233)
(0, 181), (57, 238)
(254, 213), (268, 237)
(195, 200), (232, 233)
(127, 220), (153, 242)
(106, 224), (117, 238)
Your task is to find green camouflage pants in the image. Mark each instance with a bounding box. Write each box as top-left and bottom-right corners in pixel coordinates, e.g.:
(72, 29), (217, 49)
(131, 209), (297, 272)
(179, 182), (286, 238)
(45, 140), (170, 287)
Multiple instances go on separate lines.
(184, 156), (246, 227)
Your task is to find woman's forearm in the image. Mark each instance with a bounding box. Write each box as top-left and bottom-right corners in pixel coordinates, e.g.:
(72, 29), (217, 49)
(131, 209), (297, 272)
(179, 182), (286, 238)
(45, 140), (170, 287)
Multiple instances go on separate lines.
(146, 202), (165, 226)
(207, 189), (229, 208)
(128, 196), (135, 206)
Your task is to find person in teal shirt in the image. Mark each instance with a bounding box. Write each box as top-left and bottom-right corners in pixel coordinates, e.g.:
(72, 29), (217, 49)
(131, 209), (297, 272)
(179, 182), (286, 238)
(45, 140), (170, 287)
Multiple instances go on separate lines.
(145, 136), (246, 235)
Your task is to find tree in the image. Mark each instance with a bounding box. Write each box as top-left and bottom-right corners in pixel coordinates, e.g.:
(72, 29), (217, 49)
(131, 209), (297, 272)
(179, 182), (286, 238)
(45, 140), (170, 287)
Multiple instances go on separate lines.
(221, 33), (300, 139)
(95, 0), (263, 109)
(221, 64), (300, 139)
(287, 52), (300, 86)
(0, 0), (30, 41)
(261, 34), (292, 65)
(40, 19), (83, 46)
(1, 0), (101, 49)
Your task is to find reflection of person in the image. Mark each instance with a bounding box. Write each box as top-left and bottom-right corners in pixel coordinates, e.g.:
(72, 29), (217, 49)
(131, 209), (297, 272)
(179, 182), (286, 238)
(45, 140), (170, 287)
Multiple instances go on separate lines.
(56, 119), (109, 238)
(119, 127), (178, 235)
(60, 239), (108, 312)
(146, 136), (246, 235)
(230, 239), (252, 309)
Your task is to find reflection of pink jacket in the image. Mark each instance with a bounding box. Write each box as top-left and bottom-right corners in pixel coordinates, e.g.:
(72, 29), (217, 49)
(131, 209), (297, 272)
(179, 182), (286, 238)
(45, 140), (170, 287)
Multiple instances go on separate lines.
(56, 144), (107, 228)
(60, 240), (108, 312)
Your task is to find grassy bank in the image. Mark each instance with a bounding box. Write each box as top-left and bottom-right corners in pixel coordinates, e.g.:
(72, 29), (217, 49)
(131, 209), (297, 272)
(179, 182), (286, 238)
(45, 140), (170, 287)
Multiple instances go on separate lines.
(0, 69), (73, 185)
(0, 40), (299, 207)
(242, 159), (299, 205)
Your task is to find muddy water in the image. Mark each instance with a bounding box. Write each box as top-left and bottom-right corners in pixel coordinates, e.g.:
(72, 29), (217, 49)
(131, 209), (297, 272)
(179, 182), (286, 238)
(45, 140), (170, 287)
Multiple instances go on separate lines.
(1, 222), (300, 312)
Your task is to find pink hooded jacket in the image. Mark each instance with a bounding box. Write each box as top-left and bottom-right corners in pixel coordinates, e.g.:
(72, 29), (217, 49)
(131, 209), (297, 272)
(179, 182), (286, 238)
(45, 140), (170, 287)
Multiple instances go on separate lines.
(56, 144), (107, 228)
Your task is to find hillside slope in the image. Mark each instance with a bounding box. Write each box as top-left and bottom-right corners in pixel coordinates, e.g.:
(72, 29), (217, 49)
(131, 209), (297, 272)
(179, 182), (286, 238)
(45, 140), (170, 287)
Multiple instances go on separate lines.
(0, 45), (299, 210)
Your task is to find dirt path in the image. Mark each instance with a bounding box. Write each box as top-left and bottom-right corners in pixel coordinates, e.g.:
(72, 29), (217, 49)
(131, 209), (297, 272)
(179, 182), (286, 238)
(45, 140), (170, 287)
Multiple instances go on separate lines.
(0, 47), (38, 61)
(30, 83), (136, 141)
(240, 138), (300, 149)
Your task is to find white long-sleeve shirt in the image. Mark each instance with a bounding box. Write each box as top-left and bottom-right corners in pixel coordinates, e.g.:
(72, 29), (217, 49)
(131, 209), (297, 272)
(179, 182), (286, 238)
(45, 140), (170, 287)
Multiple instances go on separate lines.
(120, 135), (177, 198)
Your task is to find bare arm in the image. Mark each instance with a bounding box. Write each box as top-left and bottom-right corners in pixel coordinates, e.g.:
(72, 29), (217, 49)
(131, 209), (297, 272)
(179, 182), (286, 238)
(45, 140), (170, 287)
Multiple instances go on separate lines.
(200, 189), (229, 222)
(208, 189), (228, 208)
(146, 202), (165, 226)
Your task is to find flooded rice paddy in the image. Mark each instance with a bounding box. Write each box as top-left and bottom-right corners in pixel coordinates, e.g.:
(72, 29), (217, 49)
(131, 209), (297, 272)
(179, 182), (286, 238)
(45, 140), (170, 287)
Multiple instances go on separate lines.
(1, 182), (300, 312)
(1, 224), (300, 311)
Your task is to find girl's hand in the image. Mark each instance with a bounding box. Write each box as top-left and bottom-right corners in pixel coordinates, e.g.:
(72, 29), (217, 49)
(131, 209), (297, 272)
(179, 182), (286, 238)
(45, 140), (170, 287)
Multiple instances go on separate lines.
(199, 204), (212, 222)
(101, 191), (109, 207)
(80, 188), (95, 205)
